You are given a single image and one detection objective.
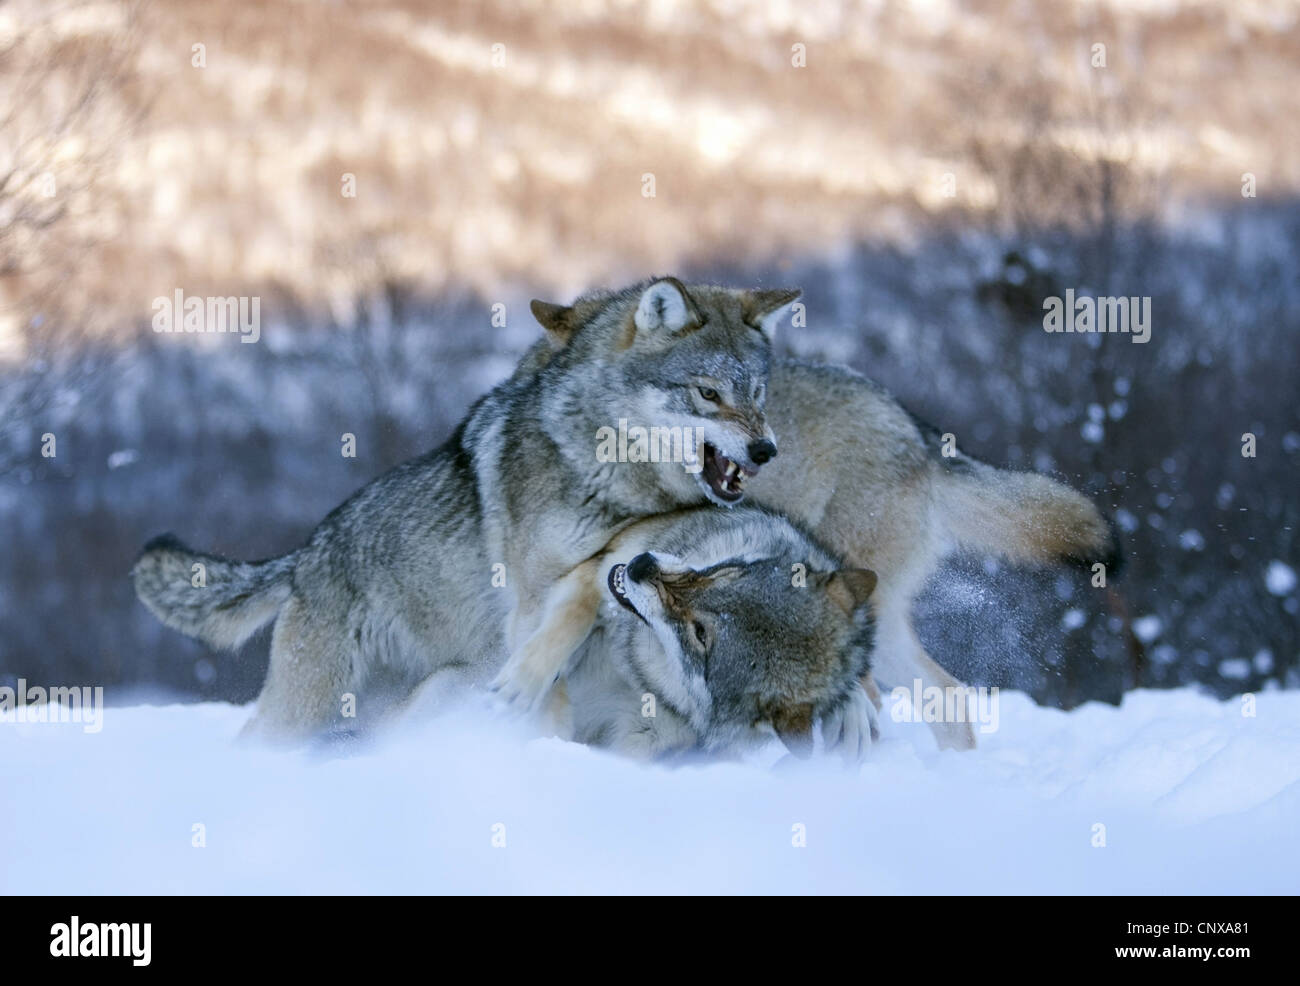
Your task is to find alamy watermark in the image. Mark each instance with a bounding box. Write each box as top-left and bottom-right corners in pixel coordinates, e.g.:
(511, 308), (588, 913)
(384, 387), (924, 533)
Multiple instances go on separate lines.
(890, 680), (1000, 734)
(595, 419), (705, 473)
(1043, 289), (1151, 344)
(50, 916), (150, 966)
(151, 289), (261, 343)
(0, 680), (104, 733)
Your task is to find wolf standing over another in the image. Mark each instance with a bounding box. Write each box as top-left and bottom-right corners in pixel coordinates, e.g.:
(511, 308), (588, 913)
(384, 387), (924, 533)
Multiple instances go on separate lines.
(509, 282), (1121, 750)
(472, 277), (798, 660)
(132, 278), (800, 740)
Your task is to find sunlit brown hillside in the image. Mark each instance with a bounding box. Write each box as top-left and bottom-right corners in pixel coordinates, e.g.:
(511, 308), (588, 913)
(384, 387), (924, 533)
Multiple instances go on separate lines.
(1, 0), (1298, 350)
(2, 0), (1298, 715)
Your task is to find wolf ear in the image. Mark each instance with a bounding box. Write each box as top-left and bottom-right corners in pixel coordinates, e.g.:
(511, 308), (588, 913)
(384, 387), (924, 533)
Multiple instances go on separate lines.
(822, 568), (877, 616)
(743, 288), (801, 343)
(771, 704), (815, 758)
(634, 277), (699, 336)
(530, 299), (576, 347)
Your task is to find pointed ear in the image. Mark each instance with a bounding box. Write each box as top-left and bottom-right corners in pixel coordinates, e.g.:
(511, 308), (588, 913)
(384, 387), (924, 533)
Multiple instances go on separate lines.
(634, 277), (700, 336)
(743, 288), (801, 343)
(771, 704), (815, 758)
(822, 568), (877, 616)
(530, 299), (575, 346)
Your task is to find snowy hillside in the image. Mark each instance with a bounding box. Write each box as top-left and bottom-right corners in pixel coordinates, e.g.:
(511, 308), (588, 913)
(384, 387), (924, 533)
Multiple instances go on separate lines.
(4, 688), (1297, 895)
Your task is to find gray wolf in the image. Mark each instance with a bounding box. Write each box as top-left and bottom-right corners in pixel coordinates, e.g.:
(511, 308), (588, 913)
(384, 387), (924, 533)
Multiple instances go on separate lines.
(507, 286), (1121, 750)
(132, 278), (799, 741)
(749, 360), (1119, 749)
(494, 505), (879, 761)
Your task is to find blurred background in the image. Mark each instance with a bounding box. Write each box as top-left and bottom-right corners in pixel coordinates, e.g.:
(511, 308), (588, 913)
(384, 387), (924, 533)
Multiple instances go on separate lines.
(1, 0), (1297, 709)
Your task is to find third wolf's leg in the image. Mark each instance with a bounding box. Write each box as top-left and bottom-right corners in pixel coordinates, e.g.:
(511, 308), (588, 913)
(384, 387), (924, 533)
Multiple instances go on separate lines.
(903, 632), (977, 751)
(871, 597), (977, 751)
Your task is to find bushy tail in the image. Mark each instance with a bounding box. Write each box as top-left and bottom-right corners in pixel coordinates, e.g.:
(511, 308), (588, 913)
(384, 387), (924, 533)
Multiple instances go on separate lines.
(131, 534), (297, 649)
(933, 460), (1121, 573)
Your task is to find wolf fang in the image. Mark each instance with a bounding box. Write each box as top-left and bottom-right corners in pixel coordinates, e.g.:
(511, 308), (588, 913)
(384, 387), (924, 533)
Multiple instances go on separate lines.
(49, 916), (151, 966)
(1042, 290), (1151, 343)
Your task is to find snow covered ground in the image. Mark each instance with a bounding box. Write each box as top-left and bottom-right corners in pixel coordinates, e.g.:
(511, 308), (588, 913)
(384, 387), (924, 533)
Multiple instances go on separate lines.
(3, 688), (1298, 895)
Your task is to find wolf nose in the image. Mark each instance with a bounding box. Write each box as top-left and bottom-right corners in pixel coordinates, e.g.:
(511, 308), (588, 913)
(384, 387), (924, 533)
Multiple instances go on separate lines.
(748, 439), (777, 465)
(626, 553), (659, 584)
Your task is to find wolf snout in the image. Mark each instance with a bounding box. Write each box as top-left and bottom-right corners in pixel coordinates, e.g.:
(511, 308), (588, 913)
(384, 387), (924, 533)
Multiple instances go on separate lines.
(626, 552), (660, 584)
(748, 438), (777, 465)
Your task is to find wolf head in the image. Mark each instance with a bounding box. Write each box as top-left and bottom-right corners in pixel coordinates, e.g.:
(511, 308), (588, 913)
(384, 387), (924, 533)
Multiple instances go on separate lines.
(532, 277), (800, 509)
(604, 549), (876, 756)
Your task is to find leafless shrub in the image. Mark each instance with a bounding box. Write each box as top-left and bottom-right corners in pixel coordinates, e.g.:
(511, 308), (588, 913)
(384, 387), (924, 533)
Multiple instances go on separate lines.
(0, 0), (145, 475)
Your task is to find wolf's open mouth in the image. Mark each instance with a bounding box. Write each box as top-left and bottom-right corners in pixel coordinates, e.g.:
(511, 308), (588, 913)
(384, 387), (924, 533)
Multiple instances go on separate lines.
(701, 442), (755, 502)
(607, 564), (650, 624)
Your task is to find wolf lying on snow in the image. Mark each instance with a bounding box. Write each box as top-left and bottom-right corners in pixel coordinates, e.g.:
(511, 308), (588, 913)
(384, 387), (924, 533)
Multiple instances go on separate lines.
(132, 278), (813, 746)
(503, 505), (878, 761)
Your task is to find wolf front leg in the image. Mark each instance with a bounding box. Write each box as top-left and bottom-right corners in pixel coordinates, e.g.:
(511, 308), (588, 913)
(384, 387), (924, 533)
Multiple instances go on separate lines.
(490, 557), (605, 712)
(819, 682), (878, 764)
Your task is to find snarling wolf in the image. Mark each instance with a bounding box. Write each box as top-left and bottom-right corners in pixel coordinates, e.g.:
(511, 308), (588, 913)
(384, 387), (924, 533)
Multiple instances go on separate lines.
(494, 505), (878, 761)
(132, 278), (800, 741)
(505, 281), (1121, 750)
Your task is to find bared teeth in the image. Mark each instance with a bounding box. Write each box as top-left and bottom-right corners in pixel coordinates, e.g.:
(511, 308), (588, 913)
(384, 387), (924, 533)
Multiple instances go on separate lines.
(725, 461), (739, 479)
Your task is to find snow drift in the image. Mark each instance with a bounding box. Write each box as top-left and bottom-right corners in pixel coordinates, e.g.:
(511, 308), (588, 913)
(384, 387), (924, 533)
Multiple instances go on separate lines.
(3, 687), (1297, 894)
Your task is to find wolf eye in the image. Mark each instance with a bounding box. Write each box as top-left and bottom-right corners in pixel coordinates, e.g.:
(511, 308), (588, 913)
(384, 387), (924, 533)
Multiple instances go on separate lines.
(697, 386), (719, 403)
(692, 620), (709, 647)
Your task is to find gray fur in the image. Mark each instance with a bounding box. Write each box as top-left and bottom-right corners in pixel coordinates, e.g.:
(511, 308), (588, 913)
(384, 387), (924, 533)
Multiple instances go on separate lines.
(132, 278), (798, 743)
(562, 505), (877, 761)
(514, 295), (1118, 752)
(132, 273), (1114, 755)
(746, 358), (1118, 749)
(131, 534), (297, 650)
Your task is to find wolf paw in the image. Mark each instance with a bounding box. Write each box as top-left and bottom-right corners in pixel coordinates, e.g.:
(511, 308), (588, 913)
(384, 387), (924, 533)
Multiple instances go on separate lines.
(935, 719), (977, 752)
(820, 683), (877, 765)
(488, 651), (558, 713)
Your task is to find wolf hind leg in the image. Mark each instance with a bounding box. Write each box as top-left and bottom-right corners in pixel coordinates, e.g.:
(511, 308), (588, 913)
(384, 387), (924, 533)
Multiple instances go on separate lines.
(391, 661), (479, 728)
(904, 635), (977, 751)
(238, 595), (358, 744)
(871, 597), (977, 752)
